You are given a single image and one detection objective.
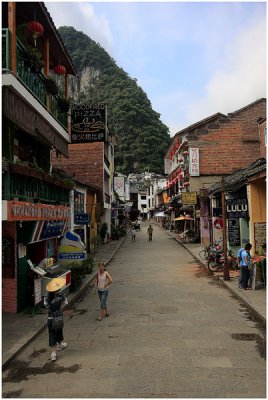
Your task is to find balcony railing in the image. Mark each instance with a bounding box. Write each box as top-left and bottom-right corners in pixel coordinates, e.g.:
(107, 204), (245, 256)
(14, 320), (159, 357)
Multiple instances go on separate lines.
(2, 29), (67, 129)
(2, 164), (72, 204)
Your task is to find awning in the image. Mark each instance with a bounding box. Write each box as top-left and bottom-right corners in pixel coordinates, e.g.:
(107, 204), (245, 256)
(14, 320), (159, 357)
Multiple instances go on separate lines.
(155, 211), (166, 217)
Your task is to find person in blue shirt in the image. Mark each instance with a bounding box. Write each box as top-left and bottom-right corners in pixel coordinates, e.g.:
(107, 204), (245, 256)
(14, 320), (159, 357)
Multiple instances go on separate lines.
(240, 243), (252, 290)
(237, 243), (252, 288)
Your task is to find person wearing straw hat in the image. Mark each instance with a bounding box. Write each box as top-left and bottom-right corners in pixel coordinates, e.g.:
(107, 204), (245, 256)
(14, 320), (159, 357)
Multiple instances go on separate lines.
(44, 277), (68, 362)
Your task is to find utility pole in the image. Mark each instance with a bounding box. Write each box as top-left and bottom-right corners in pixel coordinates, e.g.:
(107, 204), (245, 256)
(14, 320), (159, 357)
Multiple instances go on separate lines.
(221, 176), (230, 280)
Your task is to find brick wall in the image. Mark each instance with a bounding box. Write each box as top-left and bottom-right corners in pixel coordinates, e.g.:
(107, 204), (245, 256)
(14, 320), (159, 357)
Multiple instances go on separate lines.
(52, 142), (104, 191)
(2, 221), (17, 313)
(188, 99), (266, 175)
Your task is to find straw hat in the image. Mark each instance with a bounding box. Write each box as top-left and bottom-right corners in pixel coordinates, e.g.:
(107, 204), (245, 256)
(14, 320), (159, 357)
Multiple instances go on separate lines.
(46, 277), (66, 292)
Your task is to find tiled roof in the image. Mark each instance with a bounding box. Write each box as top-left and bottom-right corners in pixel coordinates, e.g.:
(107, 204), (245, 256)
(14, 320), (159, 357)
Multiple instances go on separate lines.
(209, 158), (266, 194)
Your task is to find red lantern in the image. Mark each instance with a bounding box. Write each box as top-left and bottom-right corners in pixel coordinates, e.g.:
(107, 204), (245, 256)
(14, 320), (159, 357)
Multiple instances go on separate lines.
(27, 21), (44, 46)
(184, 182), (190, 187)
(54, 65), (67, 75)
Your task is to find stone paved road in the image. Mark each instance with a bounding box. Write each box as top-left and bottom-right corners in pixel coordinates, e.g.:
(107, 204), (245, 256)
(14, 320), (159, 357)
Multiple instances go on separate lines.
(2, 223), (266, 398)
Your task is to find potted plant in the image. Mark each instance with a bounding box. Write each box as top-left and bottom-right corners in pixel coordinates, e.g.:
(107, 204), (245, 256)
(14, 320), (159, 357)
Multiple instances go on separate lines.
(44, 76), (59, 96)
(23, 45), (44, 73)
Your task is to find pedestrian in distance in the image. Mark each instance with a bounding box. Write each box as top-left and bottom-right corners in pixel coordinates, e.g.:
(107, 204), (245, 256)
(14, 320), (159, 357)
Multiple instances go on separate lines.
(240, 243), (253, 290)
(94, 262), (113, 321)
(44, 277), (68, 362)
(131, 227), (136, 242)
(237, 243), (252, 288)
(147, 224), (153, 241)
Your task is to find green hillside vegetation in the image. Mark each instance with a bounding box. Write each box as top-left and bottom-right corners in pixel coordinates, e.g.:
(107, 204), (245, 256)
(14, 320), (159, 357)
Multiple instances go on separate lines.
(58, 26), (171, 175)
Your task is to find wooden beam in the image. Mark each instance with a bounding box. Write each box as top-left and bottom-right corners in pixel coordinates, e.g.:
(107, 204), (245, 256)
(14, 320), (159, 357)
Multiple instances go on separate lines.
(8, 2), (16, 73)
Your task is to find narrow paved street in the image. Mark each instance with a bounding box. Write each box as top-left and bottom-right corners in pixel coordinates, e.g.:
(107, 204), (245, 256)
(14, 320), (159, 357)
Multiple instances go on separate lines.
(2, 223), (266, 398)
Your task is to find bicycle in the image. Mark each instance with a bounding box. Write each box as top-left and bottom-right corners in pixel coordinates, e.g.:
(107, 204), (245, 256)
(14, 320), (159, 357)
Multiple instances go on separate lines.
(199, 240), (223, 261)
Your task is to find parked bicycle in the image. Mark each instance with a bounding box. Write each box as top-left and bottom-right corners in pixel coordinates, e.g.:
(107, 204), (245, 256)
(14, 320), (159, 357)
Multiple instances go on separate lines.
(199, 240), (223, 261)
(207, 249), (237, 272)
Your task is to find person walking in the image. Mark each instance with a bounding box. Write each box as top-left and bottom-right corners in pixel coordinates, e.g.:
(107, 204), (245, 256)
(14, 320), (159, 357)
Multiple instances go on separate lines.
(240, 243), (252, 290)
(131, 227), (136, 242)
(147, 224), (153, 241)
(44, 277), (68, 362)
(237, 243), (252, 288)
(94, 262), (113, 320)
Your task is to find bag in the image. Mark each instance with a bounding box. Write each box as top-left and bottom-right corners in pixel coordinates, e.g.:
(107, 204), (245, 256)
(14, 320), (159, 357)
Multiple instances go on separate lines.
(52, 313), (64, 330)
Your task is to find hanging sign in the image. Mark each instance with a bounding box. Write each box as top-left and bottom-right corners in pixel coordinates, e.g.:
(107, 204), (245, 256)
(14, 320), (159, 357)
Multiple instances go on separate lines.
(181, 192), (197, 205)
(71, 103), (106, 143)
(189, 148), (199, 176)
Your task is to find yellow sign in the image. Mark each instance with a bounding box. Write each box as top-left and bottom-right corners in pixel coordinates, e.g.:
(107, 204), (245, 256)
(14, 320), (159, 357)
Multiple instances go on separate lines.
(181, 192), (197, 205)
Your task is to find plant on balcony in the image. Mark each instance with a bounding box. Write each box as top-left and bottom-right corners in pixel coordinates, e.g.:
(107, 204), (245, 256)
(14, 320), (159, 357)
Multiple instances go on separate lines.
(58, 97), (70, 113)
(44, 76), (59, 96)
(23, 45), (44, 73)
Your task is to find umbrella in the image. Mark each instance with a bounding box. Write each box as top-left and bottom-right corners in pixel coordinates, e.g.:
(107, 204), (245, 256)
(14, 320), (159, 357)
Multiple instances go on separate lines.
(174, 216), (194, 221)
(155, 211), (166, 217)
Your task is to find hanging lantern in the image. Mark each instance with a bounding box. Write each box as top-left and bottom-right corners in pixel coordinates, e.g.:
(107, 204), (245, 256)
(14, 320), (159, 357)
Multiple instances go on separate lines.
(27, 21), (44, 46)
(54, 64), (67, 75)
(184, 182), (190, 187)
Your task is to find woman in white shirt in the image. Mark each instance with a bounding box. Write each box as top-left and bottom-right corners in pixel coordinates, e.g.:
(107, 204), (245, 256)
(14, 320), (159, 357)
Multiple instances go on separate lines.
(94, 262), (113, 320)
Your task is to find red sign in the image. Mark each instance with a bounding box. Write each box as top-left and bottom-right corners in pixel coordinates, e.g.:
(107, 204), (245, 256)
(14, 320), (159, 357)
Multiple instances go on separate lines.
(7, 201), (71, 221)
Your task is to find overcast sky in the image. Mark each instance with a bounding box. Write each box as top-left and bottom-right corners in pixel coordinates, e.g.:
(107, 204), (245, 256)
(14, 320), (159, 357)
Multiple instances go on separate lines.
(45, 1), (266, 136)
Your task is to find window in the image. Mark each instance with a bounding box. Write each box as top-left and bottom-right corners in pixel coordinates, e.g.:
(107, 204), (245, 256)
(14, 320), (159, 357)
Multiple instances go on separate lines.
(141, 195), (146, 200)
(74, 191), (85, 215)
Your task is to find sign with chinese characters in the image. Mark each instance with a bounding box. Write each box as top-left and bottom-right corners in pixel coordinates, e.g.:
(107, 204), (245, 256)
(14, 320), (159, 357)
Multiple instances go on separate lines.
(189, 148), (199, 176)
(181, 192), (197, 205)
(74, 213), (90, 225)
(164, 158), (172, 175)
(34, 278), (42, 305)
(71, 103), (106, 143)
(7, 201), (71, 221)
(226, 198), (248, 218)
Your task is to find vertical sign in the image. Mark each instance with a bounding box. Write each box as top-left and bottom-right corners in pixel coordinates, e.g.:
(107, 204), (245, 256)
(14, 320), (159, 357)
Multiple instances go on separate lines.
(164, 158), (172, 175)
(189, 148), (199, 176)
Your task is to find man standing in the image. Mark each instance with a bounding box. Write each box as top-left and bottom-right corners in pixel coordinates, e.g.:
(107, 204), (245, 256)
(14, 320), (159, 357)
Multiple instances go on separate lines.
(147, 225), (153, 241)
(240, 243), (252, 290)
(237, 243), (252, 288)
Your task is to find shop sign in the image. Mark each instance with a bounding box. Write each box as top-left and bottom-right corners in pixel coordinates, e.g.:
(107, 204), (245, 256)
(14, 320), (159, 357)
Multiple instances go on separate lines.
(254, 222), (266, 254)
(7, 201), (71, 221)
(189, 148), (199, 176)
(40, 221), (67, 239)
(181, 192), (197, 205)
(71, 103), (106, 143)
(58, 252), (86, 260)
(74, 213), (90, 225)
(114, 176), (125, 198)
(226, 198), (248, 218)
(228, 219), (241, 246)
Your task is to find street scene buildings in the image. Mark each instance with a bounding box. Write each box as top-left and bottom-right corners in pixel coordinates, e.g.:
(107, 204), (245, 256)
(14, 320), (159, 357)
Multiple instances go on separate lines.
(1, 2), (266, 398)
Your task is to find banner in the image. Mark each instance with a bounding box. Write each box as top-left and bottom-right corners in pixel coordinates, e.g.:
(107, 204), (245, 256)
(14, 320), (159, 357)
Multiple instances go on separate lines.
(71, 103), (106, 143)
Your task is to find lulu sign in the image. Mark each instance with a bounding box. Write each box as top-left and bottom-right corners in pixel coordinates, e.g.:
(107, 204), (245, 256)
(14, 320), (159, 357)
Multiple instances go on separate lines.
(226, 198), (248, 218)
(71, 103), (106, 143)
(7, 201), (71, 221)
(189, 148), (199, 176)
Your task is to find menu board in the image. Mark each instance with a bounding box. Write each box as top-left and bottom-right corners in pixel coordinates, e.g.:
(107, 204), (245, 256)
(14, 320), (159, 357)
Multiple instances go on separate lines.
(228, 219), (240, 246)
(254, 222), (266, 254)
(34, 278), (42, 305)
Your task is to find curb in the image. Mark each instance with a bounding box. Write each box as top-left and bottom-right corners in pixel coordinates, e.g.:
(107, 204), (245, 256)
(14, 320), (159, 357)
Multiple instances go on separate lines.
(2, 234), (127, 370)
(172, 233), (266, 325)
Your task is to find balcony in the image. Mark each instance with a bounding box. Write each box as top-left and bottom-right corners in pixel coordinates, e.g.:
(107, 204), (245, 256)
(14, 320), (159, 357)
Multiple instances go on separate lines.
(2, 29), (67, 130)
(2, 163), (73, 205)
